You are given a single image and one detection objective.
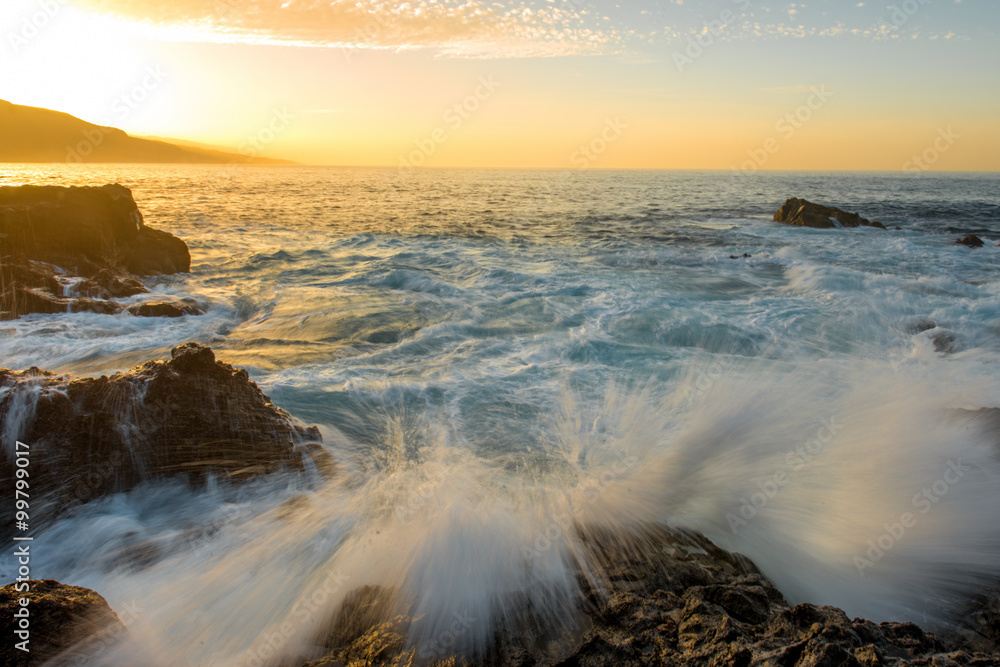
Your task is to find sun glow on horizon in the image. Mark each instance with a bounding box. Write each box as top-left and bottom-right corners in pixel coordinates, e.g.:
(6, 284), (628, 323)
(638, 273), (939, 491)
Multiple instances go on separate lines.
(0, 0), (998, 170)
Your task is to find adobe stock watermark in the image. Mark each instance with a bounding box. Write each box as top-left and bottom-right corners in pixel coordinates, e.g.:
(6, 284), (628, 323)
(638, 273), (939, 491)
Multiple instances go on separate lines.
(874, 0), (931, 38)
(6, 0), (66, 54)
(521, 451), (639, 559)
(672, 0), (751, 73)
(570, 117), (627, 169)
(678, 357), (738, 408)
(340, 12), (391, 63)
(902, 127), (959, 175)
(727, 416), (843, 534)
(418, 610), (477, 661)
(239, 108), (295, 159)
(394, 469), (448, 523)
(730, 85), (834, 178)
(240, 570), (350, 667)
(397, 76), (501, 171)
(852, 459), (969, 577)
(65, 65), (169, 163)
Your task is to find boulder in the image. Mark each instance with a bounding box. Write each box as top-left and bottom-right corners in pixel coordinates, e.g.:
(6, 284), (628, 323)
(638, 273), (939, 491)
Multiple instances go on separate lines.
(0, 579), (126, 666)
(774, 198), (887, 230)
(0, 343), (324, 512)
(0, 184), (190, 319)
(956, 235), (985, 248)
(126, 298), (204, 318)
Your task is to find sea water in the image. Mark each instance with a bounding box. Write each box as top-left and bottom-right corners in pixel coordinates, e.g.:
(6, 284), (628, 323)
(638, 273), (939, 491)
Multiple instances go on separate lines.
(1, 166), (999, 664)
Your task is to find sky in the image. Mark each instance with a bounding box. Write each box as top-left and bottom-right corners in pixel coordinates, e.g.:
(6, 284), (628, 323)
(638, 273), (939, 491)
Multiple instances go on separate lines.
(1, 0), (998, 170)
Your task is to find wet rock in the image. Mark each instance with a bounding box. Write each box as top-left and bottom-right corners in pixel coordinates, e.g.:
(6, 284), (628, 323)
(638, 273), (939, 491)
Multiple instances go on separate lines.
(302, 524), (1000, 666)
(932, 332), (960, 354)
(0, 184), (189, 319)
(906, 319), (938, 334)
(76, 268), (147, 299)
(126, 298), (203, 318)
(0, 579), (126, 666)
(955, 235), (984, 249)
(774, 198), (887, 230)
(0, 343), (324, 512)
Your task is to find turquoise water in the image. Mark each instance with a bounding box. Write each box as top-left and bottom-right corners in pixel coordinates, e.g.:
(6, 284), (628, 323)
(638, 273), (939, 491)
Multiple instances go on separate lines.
(2, 166), (1000, 665)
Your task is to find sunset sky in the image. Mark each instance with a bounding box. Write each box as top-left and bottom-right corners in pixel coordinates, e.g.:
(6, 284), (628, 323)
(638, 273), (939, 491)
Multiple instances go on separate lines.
(1, 0), (998, 170)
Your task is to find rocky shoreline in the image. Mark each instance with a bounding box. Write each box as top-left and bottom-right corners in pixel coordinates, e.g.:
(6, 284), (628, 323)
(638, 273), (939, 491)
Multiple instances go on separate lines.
(1, 186), (998, 665)
(0, 184), (201, 319)
(2, 522), (998, 665)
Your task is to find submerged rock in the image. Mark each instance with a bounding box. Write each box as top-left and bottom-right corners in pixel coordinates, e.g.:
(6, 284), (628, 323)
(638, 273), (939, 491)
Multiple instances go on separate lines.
(774, 198), (887, 230)
(956, 235), (985, 248)
(0, 579), (126, 666)
(125, 298), (204, 318)
(0, 343), (324, 511)
(0, 184), (190, 319)
(305, 524), (1000, 666)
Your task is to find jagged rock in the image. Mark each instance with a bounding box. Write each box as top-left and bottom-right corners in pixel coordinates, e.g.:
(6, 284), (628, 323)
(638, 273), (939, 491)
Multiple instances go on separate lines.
(774, 198), (887, 230)
(0, 184), (189, 319)
(0, 343), (324, 512)
(126, 298), (203, 318)
(76, 268), (147, 299)
(303, 524), (1000, 666)
(0, 579), (126, 666)
(956, 235), (985, 248)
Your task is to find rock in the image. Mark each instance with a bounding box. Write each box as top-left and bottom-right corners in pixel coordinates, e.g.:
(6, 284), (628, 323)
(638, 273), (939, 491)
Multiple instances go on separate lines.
(956, 235), (985, 248)
(0, 579), (126, 666)
(774, 198), (887, 230)
(0, 343), (324, 513)
(0, 184), (189, 319)
(126, 298), (204, 318)
(906, 319), (938, 334)
(76, 268), (147, 299)
(730, 253), (752, 259)
(301, 524), (1000, 666)
(932, 332), (959, 354)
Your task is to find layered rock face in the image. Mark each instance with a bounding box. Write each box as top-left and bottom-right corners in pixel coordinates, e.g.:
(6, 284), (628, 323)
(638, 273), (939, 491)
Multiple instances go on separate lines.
(0, 184), (194, 319)
(0, 343), (324, 511)
(774, 198), (888, 230)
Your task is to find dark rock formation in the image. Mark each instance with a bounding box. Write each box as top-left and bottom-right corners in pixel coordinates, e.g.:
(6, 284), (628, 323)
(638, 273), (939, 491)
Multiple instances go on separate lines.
(0, 343), (324, 512)
(126, 298), (204, 318)
(0, 579), (126, 666)
(932, 332), (960, 354)
(774, 198), (887, 230)
(956, 235), (985, 248)
(0, 184), (190, 319)
(304, 525), (1000, 666)
(76, 268), (147, 299)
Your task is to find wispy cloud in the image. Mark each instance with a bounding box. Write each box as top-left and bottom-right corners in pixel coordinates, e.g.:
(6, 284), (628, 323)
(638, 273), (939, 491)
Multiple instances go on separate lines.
(68, 0), (625, 57)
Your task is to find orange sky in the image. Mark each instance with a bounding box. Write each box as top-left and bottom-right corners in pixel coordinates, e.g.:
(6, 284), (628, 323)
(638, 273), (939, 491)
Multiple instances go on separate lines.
(1, 0), (998, 170)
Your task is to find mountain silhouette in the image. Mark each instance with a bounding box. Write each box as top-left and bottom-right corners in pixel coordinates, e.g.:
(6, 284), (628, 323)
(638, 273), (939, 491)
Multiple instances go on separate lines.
(0, 100), (294, 164)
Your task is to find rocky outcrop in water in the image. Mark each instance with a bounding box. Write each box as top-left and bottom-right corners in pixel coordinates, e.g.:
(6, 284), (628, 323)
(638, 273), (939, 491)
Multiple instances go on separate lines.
(304, 525), (1000, 666)
(774, 198), (887, 230)
(0, 343), (327, 513)
(0, 184), (193, 319)
(0, 579), (126, 667)
(956, 235), (985, 249)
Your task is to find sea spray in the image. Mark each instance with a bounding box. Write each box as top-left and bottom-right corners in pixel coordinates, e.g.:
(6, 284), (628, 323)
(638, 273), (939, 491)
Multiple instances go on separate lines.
(13, 358), (1000, 664)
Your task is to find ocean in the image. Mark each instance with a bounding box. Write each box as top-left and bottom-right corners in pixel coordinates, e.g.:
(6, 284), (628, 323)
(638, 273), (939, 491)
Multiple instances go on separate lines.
(2, 165), (999, 664)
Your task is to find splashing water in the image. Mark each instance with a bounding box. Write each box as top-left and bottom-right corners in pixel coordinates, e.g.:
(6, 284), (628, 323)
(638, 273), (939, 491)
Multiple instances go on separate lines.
(0, 166), (999, 664)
